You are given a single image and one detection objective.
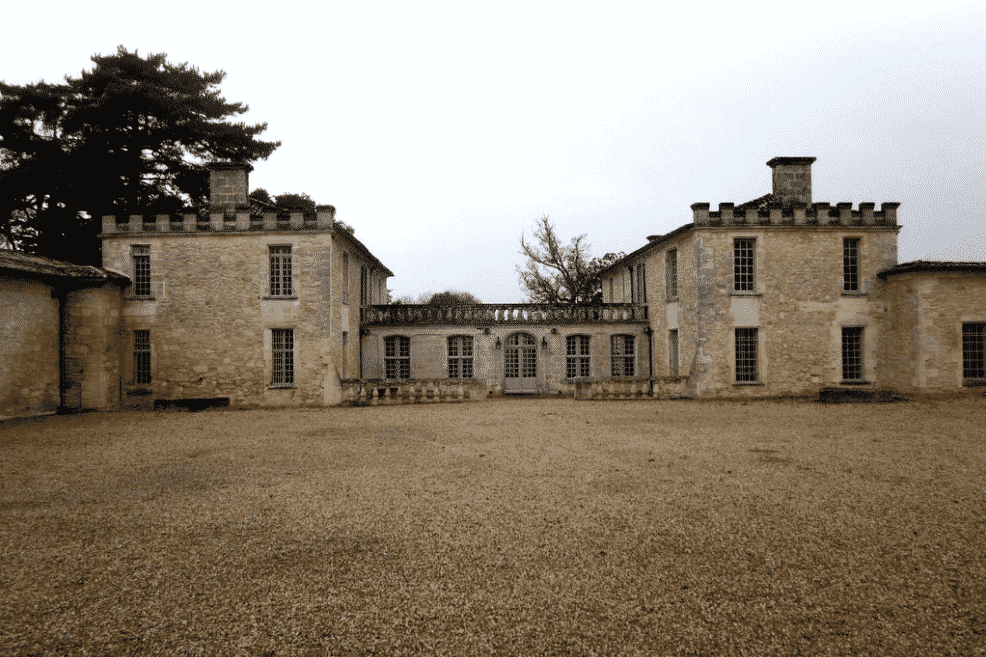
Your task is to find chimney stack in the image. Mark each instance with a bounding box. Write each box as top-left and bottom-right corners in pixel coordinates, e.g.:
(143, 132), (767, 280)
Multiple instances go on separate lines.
(207, 162), (253, 214)
(766, 157), (816, 207)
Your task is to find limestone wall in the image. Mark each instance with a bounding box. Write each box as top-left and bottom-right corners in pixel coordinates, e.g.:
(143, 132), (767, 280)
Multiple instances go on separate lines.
(880, 272), (986, 391)
(0, 276), (61, 417)
(690, 225), (898, 397)
(360, 323), (650, 396)
(61, 284), (125, 411)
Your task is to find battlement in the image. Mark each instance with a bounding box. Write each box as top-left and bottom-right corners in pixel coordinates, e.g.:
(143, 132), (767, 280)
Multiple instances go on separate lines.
(688, 201), (900, 227)
(101, 207), (339, 235)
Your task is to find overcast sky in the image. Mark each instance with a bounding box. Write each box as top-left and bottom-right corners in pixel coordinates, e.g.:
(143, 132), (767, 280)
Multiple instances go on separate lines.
(3, 1), (984, 302)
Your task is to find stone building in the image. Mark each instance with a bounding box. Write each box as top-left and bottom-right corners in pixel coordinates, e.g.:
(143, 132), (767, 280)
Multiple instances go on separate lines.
(2, 155), (984, 418)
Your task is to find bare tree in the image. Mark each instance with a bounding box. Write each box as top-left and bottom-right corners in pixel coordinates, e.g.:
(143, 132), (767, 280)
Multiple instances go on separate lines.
(518, 216), (622, 304)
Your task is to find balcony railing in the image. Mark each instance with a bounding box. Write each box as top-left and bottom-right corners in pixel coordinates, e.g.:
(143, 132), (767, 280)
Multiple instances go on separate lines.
(360, 303), (648, 326)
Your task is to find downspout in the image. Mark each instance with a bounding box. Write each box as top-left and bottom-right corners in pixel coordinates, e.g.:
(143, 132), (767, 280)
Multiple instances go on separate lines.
(646, 324), (654, 396)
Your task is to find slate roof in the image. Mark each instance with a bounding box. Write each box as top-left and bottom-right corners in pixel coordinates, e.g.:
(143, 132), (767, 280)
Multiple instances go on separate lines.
(878, 260), (986, 279)
(0, 248), (129, 282)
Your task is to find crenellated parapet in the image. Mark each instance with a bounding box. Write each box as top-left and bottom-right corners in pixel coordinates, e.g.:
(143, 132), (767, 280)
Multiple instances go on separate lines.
(689, 201), (900, 227)
(101, 206), (339, 235)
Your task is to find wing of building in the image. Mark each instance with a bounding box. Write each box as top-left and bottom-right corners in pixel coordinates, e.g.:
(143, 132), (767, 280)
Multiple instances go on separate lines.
(2, 157), (984, 418)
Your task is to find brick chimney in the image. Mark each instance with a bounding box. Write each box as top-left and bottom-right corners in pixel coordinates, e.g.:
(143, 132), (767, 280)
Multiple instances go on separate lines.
(207, 162), (252, 214)
(766, 157), (816, 207)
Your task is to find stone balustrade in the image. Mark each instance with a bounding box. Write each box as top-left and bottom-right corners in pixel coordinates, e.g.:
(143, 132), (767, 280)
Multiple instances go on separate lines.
(360, 303), (648, 326)
(101, 211), (338, 234)
(341, 379), (488, 406)
(574, 376), (688, 400)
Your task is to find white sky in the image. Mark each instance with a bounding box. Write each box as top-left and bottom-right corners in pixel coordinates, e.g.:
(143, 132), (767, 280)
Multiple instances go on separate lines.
(3, 0), (985, 302)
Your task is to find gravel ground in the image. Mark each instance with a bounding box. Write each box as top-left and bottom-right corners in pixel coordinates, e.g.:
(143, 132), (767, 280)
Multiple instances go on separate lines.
(1, 397), (984, 656)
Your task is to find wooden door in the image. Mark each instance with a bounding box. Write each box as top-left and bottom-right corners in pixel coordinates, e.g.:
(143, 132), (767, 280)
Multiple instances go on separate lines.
(504, 333), (537, 393)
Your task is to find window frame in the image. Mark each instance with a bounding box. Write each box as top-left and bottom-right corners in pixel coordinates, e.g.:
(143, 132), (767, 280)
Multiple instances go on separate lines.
(733, 238), (756, 294)
(611, 335), (635, 378)
(841, 326), (865, 382)
(268, 245), (294, 298)
(132, 245), (152, 298)
(133, 330), (151, 385)
(962, 322), (986, 385)
(447, 335), (474, 379)
(843, 237), (861, 293)
(271, 328), (295, 387)
(665, 249), (678, 301)
(734, 327), (759, 383)
(384, 335), (411, 380)
(566, 334), (592, 379)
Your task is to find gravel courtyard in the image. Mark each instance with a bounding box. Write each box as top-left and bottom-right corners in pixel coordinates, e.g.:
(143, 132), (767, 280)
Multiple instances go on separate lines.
(1, 397), (984, 656)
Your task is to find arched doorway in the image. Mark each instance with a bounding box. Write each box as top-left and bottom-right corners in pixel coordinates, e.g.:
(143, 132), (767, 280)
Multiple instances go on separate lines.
(504, 332), (537, 393)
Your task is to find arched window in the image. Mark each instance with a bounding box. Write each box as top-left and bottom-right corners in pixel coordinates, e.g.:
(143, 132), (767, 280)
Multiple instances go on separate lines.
(448, 335), (474, 379)
(566, 335), (591, 379)
(611, 335), (635, 377)
(384, 336), (410, 379)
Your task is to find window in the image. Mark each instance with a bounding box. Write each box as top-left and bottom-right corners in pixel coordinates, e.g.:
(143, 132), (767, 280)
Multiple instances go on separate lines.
(133, 330), (151, 384)
(962, 323), (985, 382)
(448, 336), (474, 379)
(611, 335), (635, 377)
(342, 252), (349, 303)
(843, 238), (860, 292)
(385, 336), (411, 380)
(566, 335), (591, 379)
(628, 267), (635, 304)
(637, 264), (647, 303)
(735, 328), (758, 383)
(666, 249), (678, 300)
(269, 246), (293, 297)
(132, 245), (151, 297)
(272, 328), (294, 386)
(608, 277), (614, 303)
(341, 331), (348, 379)
(842, 327), (864, 381)
(733, 238), (756, 292)
(360, 265), (368, 306)
(668, 329), (679, 377)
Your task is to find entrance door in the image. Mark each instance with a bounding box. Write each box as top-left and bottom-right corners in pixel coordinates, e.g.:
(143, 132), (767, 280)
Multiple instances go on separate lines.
(504, 333), (537, 393)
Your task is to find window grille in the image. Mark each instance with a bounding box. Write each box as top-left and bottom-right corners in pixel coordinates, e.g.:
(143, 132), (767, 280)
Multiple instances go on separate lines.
(385, 336), (411, 379)
(733, 238), (756, 292)
(611, 335), (635, 377)
(269, 246), (293, 297)
(448, 336), (474, 379)
(132, 245), (151, 297)
(963, 323), (985, 381)
(842, 327), (864, 381)
(506, 334), (537, 378)
(133, 330), (151, 384)
(735, 328), (758, 382)
(666, 250), (678, 300)
(843, 238), (860, 292)
(668, 329), (679, 377)
(272, 328), (294, 385)
(566, 335), (591, 379)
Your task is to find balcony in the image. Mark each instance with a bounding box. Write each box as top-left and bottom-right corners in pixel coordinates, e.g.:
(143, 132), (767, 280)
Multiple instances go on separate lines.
(360, 303), (648, 326)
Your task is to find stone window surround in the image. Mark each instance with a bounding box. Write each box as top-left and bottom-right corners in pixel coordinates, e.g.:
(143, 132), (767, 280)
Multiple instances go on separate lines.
(267, 244), (295, 299)
(131, 244), (152, 299)
(447, 335), (474, 379)
(734, 326), (759, 384)
(566, 334), (592, 380)
(841, 325), (867, 384)
(843, 236), (864, 295)
(133, 329), (151, 385)
(665, 249), (678, 301)
(733, 237), (756, 294)
(270, 327), (295, 388)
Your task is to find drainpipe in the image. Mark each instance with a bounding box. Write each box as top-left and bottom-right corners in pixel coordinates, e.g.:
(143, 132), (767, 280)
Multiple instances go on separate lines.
(646, 325), (654, 396)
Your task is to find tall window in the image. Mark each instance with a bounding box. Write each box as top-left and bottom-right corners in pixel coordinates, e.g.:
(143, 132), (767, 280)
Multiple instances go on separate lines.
(611, 335), (635, 377)
(448, 336), (474, 379)
(385, 336), (411, 379)
(962, 323), (985, 382)
(608, 277), (614, 303)
(733, 238), (756, 292)
(666, 249), (678, 300)
(842, 327), (864, 381)
(628, 266), (635, 304)
(844, 238), (860, 292)
(637, 264), (647, 303)
(566, 335), (591, 379)
(360, 265), (368, 306)
(341, 331), (348, 379)
(272, 328), (294, 386)
(735, 328), (758, 383)
(133, 330), (151, 385)
(132, 245), (151, 297)
(269, 246), (292, 297)
(342, 252), (350, 303)
(668, 330), (679, 377)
